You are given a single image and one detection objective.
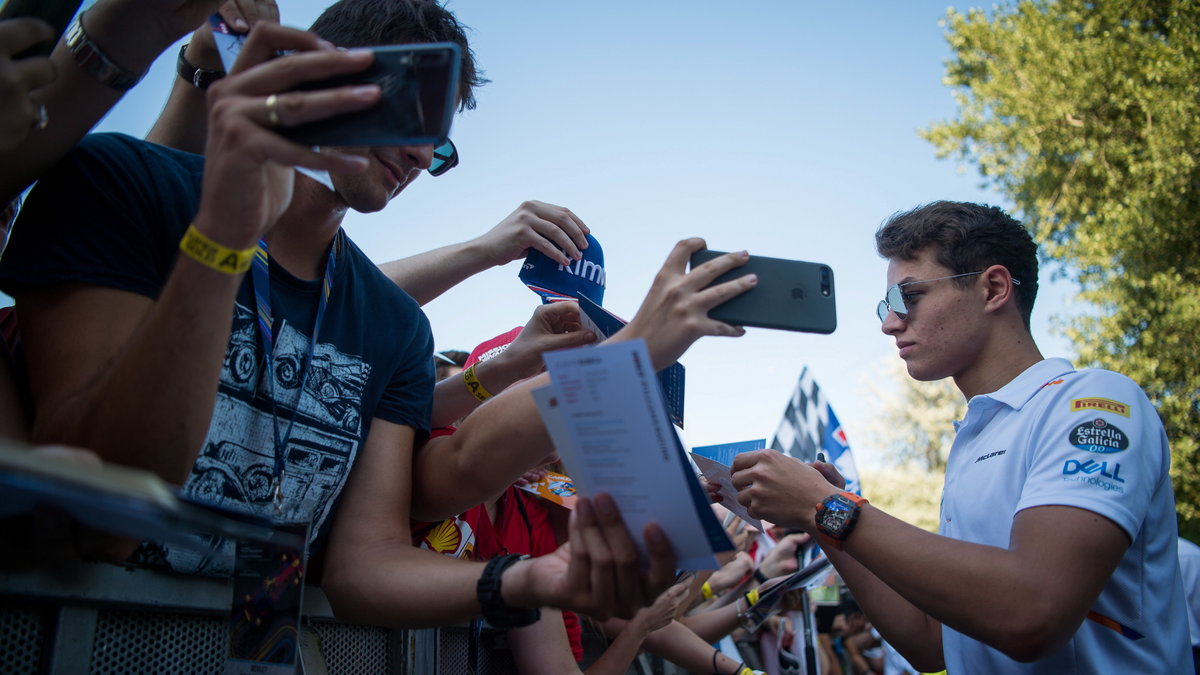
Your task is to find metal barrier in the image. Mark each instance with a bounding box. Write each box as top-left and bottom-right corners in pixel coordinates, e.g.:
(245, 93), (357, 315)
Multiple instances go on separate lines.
(0, 561), (662, 673)
(0, 560), (438, 674)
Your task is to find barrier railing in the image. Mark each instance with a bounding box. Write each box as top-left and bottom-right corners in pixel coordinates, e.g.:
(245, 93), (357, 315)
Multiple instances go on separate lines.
(0, 560), (436, 673)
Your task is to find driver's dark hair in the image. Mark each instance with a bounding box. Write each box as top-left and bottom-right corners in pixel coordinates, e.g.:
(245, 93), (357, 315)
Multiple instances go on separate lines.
(875, 201), (1039, 330)
(309, 0), (487, 110)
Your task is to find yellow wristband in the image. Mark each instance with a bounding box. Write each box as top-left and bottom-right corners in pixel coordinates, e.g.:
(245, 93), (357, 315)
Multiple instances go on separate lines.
(701, 581), (714, 600)
(463, 364), (492, 402)
(745, 587), (760, 607)
(179, 223), (254, 275)
(738, 667), (755, 675)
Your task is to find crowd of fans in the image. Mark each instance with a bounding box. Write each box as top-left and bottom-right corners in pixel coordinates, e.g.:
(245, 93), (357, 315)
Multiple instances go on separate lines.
(0, 0), (1194, 673)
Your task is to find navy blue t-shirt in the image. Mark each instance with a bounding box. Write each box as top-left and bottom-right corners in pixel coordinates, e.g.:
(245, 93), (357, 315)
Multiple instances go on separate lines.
(0, 133), (435, 573)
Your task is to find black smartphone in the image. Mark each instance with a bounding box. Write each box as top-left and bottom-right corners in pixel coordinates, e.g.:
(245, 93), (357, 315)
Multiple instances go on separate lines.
(280, 42), (461, 147)
(0, 0), (83, 58)
(690, 250), (837, 334)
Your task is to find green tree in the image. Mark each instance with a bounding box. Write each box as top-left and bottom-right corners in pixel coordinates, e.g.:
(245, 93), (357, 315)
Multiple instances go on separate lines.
(857, 357), (962, 532)
(924, 0), (1200, 539)
(859, 465), (945, 534)
(862, 357), (965, 473)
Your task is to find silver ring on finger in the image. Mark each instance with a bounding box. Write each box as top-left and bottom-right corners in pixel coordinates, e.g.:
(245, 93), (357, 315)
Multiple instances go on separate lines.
(265, 94), (281, 127)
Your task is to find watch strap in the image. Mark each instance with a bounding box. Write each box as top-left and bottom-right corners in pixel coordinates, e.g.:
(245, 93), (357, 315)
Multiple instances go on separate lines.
(65, 13), (143, 91)
(841, 491), (868, 508)
(816, 532), (842, 551)
(476, 554), (541, 629)
(177, 43), (226, 90)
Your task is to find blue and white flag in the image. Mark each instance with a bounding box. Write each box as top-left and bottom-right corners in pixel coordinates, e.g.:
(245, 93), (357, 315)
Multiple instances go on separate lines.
(769, 367), (861, 495)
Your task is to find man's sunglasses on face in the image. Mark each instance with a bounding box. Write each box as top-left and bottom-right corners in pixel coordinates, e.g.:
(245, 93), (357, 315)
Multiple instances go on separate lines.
(875, 271), (1021, 323)
(428, 138), (458, 177)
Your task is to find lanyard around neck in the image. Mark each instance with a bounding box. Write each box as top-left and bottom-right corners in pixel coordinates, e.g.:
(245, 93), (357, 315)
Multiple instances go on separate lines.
(250, 234), (340, 516)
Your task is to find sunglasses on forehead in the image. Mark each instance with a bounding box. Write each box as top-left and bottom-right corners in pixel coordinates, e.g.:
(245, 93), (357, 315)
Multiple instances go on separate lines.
(428, 138), (458, 177)
(875, 271), (1021, 323)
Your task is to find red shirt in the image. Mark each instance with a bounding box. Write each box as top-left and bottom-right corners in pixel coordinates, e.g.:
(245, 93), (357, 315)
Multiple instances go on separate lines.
(468, 486), (582, 662)
(410, 428), (582, 661)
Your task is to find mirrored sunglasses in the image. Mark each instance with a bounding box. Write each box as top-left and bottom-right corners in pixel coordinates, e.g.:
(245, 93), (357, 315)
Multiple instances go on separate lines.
(428, 138), (459, 177)
(876, 271), (1021, 323)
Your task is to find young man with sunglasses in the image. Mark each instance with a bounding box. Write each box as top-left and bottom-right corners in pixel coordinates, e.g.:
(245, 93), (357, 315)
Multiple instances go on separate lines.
(0, 0), (758, 627)
(729, 201), (1188, 672)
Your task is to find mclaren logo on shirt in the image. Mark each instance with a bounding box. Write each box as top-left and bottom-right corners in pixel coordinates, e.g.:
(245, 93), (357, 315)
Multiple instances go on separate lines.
(1069, 418), (1129, 454)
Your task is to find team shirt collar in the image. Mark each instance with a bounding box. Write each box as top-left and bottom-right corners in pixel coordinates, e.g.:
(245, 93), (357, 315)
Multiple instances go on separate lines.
(981, 357), (1076, 411)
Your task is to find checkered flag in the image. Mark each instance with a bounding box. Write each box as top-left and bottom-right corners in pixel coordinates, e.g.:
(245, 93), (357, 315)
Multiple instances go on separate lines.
(770, 367), (861, 495)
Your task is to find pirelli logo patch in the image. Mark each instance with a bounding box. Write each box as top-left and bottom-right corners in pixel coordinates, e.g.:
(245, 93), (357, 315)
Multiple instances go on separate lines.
(1070, 398), (1130, 417)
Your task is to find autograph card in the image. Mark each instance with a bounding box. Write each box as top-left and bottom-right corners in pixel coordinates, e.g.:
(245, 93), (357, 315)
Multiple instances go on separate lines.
(209, 14), (249, 73)
(538, 339), (731, 569)
(689, 453), (762, 532)
(691, 439), (766, 467)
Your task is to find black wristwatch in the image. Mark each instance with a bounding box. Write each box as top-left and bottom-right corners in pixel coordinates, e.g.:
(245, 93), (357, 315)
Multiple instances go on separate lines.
(814, 491), (868, 550)
(476, 554), (541, 629)
(177, 43), (226, 90)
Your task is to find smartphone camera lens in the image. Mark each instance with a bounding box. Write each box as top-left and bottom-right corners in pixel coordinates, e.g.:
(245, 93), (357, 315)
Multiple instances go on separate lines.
(820, 266), (832, 297)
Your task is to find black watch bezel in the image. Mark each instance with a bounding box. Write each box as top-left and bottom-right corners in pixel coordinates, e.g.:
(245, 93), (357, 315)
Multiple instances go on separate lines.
(815, 492), (864, 545)
(476, 554), (541, 629)
(177, 43), (226, 90)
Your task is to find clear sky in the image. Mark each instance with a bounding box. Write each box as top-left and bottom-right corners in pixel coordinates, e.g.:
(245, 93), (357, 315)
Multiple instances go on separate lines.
(91, 0), (1081, 469)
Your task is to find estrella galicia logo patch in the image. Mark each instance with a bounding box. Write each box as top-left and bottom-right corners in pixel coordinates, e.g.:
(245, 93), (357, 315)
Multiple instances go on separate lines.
(1069, 418), (1129, 454)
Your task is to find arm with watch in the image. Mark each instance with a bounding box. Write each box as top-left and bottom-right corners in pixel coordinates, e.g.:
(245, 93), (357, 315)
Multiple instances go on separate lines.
(427, 302), (594, 430)
(728, 451), (945, 669)
(321, 416), (679, 627)
(145, 0), (278, 153)
(729, 448), (1130, 670)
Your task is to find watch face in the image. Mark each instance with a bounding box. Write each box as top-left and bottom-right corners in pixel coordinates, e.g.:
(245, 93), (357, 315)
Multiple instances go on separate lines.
(822, 508), (851, 529)
(817, 494), (856, 538)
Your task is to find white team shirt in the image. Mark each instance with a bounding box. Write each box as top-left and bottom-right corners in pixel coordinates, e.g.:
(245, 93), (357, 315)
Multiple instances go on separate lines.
(939, 358), (1189, 673)
(1178, 537), (1200, 647)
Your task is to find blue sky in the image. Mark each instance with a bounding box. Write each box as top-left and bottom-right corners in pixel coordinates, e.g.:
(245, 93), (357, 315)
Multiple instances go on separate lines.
(91, 1), (1081, 469)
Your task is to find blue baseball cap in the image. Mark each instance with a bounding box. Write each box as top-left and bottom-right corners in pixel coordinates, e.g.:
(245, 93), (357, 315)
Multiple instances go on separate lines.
(519, 233), (605, 305)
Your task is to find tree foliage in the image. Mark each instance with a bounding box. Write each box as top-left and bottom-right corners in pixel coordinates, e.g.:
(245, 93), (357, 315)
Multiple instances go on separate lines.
(858, 357), (962, 532)
(860, 465), (945, 534)
(924, 0), (1200, 539)
(862, 357), (965, 473)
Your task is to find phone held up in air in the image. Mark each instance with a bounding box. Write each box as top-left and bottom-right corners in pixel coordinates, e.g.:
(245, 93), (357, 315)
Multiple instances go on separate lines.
(689, 250), (837, 334)
(279, 42), (462, 148)
(0, 0), (83, 58)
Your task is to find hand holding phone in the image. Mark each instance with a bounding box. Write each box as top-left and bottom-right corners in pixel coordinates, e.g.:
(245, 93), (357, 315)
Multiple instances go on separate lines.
(279, 42), (461, 148)
(192, 24), (383, 247)
(689, 250), (837, 334)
